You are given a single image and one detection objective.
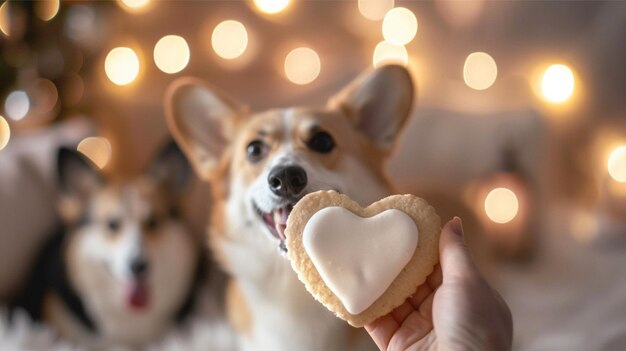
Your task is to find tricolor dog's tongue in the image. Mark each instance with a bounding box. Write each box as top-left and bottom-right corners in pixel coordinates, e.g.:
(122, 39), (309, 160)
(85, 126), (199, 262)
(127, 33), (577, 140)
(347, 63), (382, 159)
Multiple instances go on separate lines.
(127, 279), (149, 309)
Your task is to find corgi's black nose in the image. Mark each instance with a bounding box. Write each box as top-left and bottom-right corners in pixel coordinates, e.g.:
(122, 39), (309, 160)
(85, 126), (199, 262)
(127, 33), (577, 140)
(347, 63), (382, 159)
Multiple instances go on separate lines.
(268, 166), (307, 198)
(130, 258), (149, 276)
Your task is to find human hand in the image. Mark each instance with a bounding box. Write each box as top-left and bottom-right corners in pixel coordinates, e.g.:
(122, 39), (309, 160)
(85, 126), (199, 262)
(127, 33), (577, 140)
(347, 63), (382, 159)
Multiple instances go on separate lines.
(364, 217), (512, 351)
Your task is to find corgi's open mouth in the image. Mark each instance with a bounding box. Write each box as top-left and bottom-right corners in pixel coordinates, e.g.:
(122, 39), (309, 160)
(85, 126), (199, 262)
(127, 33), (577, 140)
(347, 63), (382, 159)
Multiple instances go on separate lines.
(253, 202), (294, 252)
(127, 278), (150, 310)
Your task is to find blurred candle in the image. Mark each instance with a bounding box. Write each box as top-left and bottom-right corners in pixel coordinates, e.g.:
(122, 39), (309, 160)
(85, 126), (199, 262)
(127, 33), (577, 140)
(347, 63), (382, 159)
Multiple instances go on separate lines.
(77, 137), (112, 169)
(212, 20), (248, 60)
(154, 35), (190, 74)
(284, 47), (321, 85)
(382, 7), (418, 46)
(541, 64), (574, 103)
(0, 115), (10, 151)
(105, 47), (140, 86)
(484, 187), (519, 223)
(463, 52), (497, 90)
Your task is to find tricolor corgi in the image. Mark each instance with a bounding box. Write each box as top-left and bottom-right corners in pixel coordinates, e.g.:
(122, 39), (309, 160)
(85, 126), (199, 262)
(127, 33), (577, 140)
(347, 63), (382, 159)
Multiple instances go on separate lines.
(13, 142), (204, 350)
(165, 65), (413, 350)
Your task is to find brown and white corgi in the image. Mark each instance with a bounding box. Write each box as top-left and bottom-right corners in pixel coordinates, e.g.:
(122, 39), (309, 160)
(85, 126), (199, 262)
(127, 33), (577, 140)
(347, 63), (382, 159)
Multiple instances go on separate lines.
(165, 65), (414, 350)
(13, 142), (203, 350)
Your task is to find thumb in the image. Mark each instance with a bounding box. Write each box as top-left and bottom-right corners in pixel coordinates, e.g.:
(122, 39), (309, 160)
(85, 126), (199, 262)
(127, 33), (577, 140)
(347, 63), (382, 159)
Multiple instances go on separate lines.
(439, 217), (479, 282)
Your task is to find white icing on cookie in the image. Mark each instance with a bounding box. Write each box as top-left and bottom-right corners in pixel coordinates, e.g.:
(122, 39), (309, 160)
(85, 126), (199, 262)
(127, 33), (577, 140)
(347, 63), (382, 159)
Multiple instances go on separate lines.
(302, 207), (419, 315)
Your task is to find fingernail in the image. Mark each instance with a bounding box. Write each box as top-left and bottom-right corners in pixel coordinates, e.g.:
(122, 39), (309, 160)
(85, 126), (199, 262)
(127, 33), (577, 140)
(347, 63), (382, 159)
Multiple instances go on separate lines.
(449, 216), (464, 237)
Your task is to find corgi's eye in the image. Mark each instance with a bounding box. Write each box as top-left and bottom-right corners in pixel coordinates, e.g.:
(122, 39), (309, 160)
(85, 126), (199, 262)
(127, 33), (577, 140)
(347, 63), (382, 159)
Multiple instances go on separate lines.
(307, 131), (335, 153)
(247, 140), (267, 163)
(107, 219), (121, 232)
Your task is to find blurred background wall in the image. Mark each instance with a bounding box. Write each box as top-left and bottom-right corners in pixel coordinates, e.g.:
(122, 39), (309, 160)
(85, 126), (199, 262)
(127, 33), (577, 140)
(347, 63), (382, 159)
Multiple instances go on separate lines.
(1, 1), (626, 350)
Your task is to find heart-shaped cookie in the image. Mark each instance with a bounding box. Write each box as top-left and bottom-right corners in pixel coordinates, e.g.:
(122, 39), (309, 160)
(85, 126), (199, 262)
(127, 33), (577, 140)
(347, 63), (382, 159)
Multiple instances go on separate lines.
(286, 191), (441, 327)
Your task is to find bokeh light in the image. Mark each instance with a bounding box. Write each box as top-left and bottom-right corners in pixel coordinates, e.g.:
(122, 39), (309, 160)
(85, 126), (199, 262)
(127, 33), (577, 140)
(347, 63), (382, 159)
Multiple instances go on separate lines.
(358, 0), (394, 21)
(373, 41), (408, 68)
(104, 47), (140, 86)
(382, 7), (418, 46)
(119, 0), (151, 12)
(153, 35), (190, 74)
(608, 146), (626, 183)
(0, 1), (10, 36)
(0, 116), (10, 151)
(484, 187), (519, 224)
(212, 20), (248, 60)
(463, 52), (498, 90)
(4, 91), (30, 121)
(77, 137), (112, 170)
(254, 0), (290, 14)
(541, 64), (575, 103)
(35, 0), (60, 21)
(284, 47), (321, 85)
(33, 79), (59, 114)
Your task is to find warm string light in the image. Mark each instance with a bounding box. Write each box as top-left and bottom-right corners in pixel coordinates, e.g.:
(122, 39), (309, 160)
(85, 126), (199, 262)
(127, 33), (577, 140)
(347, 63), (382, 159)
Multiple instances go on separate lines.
(284, 47), (321, 85)
(541, 64), (574, 103)
(0, 115), (10, 151)
(0, 1), (10, 36)
(463, 52), (497, 90)
(118, 0), (151, 12)
(382, 7), (418, 46)
(104, 47), (140, 86)
(153, 35), (190, 74)
(373, 41), (408, 68)
(212, 20), (248, 60)
(608, 146), (626, 183)
(484, 187), (519, 224)
(77, 137), (112, 169)
(254, 0), (290, 14)
(359, 0), (394, 21)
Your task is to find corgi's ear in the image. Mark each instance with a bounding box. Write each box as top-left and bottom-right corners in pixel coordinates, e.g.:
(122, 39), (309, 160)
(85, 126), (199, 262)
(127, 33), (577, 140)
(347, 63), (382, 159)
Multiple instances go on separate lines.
(149, 140), (190, 194)
(57, 147), (103, 200)
(329, 65), (414, 151)
(165, 78), (246, 180)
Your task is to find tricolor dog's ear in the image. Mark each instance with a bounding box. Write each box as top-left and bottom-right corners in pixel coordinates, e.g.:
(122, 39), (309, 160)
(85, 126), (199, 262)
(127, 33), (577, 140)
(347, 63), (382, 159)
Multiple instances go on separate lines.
(165, 78), (246, 180)
(57, 147), (103, 200)
(329, 65), (414, 151)
(149, 140), (190, 194)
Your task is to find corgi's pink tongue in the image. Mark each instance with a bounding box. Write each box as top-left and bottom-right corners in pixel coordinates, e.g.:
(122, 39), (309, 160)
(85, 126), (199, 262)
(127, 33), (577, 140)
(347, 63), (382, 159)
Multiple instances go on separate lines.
(127, 280), (149, 310)
(273, 207), (291, 241)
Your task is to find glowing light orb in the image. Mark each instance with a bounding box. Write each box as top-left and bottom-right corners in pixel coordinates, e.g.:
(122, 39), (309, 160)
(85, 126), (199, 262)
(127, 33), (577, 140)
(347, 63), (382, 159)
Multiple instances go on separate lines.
(154, 35), (190, 74)
(608, 146), (626, 183)
(254, 0), (290, 14)
(4, 91), (30, 121)
(382, 7), (418, 46)
(541, 64), (574, 103)
(35, 0), (60, 21)
(373, 41), (408, 68)
(212, 20), (248, 60)
(0, 116), (10, 151)
(0, 1), (10, 36)
(104, 47), (140, 86)
(463, 52), (497, 90)
(359, 0), (394, 21)
(484, 187), (519, 224)
(77, 137), (112, 170)
(284, 47), (321, 85)
(119, 0), (150, 10)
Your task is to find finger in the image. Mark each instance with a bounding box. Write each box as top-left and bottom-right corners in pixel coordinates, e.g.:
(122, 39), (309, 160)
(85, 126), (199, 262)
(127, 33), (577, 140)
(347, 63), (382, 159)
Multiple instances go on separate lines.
(408, 283), (432, 309)
(417, 291), (435, 323)
(439, 217), (479, 282)
(391, 301), (415, 324)
(364, 314), (399, 350)
(426, 264), (442, 290)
